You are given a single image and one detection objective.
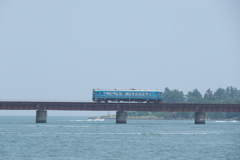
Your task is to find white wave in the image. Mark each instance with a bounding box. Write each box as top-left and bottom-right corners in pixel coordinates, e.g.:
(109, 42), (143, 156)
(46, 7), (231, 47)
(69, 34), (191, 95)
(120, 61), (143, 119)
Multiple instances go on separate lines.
(63, 125), (90, 128)
(216, 120), (238, 123)
(87, 119), (104, 121)
(69, 120), (89, 121)
(69, 119), (105, 121)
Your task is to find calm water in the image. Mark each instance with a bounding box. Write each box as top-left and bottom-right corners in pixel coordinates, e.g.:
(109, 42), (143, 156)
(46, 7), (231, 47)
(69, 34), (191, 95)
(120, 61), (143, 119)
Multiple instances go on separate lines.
(0, 116), (239, 160)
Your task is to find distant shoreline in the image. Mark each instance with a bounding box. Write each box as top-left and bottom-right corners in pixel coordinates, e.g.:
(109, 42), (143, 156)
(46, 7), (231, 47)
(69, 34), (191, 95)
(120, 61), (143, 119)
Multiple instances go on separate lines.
(100, 116), (239, 121)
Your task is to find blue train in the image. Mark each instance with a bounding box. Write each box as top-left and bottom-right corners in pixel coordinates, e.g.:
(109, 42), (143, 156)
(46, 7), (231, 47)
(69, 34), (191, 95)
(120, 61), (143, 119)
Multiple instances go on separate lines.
(92, 89), (163, 103)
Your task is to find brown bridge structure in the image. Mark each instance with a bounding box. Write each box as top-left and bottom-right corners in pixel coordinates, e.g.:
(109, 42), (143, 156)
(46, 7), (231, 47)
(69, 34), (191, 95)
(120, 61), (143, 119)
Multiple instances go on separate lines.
(1, 101), (240, 124)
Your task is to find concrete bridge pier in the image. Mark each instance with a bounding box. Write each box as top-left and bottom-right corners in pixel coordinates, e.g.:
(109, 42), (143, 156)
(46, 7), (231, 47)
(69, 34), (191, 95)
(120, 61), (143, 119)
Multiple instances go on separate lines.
(195, 112), (205, 124)
(36, 110), (47, 123)
(116, 111), (127, 124)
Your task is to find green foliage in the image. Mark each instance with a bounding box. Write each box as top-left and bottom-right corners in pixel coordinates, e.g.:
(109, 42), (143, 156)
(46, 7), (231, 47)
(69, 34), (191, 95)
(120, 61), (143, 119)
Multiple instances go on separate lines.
(186, 89), (203, 103)
(203, 89), (215, 103)
(162, 87), (185, 103)
(233, 97), (240, 103)
(206, 112), (227, 119)
(128, 86), (240, 120)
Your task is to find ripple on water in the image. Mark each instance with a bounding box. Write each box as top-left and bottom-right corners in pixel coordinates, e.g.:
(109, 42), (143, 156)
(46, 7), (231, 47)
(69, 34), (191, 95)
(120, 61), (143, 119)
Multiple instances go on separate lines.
(0, 117), (239, 160)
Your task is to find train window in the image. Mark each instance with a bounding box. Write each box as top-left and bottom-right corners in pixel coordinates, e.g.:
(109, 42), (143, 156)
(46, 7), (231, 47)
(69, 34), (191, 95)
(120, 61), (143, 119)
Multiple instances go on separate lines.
(146, 93), (149, 96)
(132, 92), (135, 95)
(112, 92), (116, 95)
(126, 92), (129, 95)
(116, 92), (118, 95)
(135, 92), (138, 96)
(106, 92), (109, 95)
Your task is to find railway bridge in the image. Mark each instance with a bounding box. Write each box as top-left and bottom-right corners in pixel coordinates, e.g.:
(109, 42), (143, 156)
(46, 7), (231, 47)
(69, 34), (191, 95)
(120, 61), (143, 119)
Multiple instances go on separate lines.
(0, 101), (240, 124)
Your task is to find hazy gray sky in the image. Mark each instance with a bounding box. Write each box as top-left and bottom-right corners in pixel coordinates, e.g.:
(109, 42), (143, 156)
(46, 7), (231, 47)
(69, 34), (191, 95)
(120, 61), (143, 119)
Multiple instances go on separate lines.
(0, 0), (239, 116)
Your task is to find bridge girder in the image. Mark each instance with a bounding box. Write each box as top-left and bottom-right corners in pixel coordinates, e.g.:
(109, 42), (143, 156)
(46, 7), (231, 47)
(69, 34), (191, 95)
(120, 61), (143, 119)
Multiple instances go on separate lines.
(0, 101), (240, 112)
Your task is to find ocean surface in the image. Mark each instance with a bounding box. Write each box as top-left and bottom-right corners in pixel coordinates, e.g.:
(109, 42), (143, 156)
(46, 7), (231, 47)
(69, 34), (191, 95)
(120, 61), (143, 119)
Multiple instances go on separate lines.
(0, 116), (239, 160)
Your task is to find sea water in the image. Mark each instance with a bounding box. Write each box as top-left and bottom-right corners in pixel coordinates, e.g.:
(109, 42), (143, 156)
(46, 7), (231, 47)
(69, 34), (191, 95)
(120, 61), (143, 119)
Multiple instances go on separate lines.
(0, 116), (239, 160)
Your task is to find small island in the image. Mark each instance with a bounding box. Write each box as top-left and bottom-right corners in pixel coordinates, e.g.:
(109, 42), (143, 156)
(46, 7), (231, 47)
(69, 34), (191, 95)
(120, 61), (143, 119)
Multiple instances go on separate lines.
(100, 86), (240, 121)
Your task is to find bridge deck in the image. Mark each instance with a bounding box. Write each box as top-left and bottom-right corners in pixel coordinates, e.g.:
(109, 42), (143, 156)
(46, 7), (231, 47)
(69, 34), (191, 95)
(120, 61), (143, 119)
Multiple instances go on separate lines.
(0, 101), (240, 112)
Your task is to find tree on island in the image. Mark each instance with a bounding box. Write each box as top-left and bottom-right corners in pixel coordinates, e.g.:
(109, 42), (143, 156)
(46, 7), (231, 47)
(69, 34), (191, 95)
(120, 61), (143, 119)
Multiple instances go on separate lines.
(127, 86), (240, 120)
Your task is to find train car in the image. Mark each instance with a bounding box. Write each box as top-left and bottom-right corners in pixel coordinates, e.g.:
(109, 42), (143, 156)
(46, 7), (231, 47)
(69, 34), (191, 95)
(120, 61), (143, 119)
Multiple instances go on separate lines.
(92, 89), (163, 103)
